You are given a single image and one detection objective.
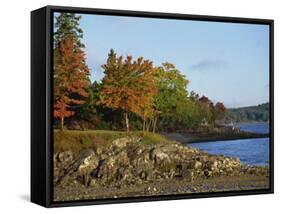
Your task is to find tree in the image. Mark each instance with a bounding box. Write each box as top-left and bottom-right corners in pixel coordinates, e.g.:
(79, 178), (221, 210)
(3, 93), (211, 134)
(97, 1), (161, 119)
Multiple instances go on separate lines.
(197, 96), (226, 126)
(213, 102), (226, 122)
(189, 91), (200, 101)
(99, 49), (157, 132)
(53, 37), (90, 129)
(153, 63), (190, 130)
(54, 13), (84, 49)
(197, 95), (214, 125)
(70, 82), (99, 127)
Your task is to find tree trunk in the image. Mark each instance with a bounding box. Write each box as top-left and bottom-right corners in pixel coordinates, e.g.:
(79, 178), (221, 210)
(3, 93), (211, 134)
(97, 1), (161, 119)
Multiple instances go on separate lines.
(61, 117), (64, 130)
(152, 116), (158, 133)
(125, 112), (129, 132)
(146, 119), (151, 132)
(143, 118), (146, 133)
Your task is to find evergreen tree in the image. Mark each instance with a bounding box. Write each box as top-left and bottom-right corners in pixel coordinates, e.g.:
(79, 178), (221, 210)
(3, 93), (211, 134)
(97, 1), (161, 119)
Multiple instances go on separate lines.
(54, 12), (84, 48)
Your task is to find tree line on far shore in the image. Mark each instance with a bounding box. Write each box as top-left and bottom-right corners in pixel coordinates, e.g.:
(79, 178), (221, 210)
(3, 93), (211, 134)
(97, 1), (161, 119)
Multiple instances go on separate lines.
(53, 12), (226, 132)
(225, 103), (269, 123)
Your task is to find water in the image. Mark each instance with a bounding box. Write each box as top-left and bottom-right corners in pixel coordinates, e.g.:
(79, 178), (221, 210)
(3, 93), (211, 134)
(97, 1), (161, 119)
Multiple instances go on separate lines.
(189, 123), (270, 166)
(236, 123), (269, 134)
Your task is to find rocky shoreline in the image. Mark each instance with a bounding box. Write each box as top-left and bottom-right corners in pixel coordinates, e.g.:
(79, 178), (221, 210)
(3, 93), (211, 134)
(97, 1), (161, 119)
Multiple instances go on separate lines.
(162, 130), (268, 144)
(53, 136), (269, 201)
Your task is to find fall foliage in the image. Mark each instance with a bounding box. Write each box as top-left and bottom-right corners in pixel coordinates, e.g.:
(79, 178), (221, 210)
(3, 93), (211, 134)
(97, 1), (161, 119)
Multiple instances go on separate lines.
(53, 37), (90, 129)
(52, 13), (229, 132)
(99, 49), (158, 132)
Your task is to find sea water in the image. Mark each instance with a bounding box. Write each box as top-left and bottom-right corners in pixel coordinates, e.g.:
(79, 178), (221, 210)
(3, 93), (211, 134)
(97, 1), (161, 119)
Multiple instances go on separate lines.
(189, 123), (270, 166)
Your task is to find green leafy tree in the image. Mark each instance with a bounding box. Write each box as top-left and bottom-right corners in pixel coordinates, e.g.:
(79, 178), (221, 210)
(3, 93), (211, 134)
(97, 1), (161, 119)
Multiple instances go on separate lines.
(153, 63), (190, 130)
(212, 102), (226, 123)
(71, 82), (100, 125)
(197, 96), (214, 125)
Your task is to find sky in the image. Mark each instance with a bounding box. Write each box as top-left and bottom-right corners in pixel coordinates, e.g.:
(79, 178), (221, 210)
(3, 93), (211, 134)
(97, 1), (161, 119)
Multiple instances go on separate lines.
(55, 13), (270, 108)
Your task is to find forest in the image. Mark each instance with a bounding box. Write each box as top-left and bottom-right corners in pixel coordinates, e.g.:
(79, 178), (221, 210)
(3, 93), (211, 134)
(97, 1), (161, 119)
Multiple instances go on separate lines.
(224, 103), (269, 123)
(53, 13), (227, 132)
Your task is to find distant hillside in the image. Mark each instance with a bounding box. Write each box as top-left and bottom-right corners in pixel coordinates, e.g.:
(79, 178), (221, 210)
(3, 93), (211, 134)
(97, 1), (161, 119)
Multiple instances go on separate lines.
(224, 103), (269, 123)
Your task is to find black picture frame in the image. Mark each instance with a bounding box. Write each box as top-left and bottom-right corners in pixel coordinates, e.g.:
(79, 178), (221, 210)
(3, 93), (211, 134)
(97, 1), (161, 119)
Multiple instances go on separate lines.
(31, 5), (274, 208)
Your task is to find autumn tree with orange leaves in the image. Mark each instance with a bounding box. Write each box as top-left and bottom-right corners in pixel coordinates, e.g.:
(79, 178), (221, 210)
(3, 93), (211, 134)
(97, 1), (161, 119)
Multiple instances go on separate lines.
(53, 37), (90, 129)
(99, 49), (157, 132)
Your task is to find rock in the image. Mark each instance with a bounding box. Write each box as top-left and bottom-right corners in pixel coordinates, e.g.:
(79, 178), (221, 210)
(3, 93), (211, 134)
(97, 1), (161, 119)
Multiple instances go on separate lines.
(111, 137), (128, 149)
(96, 150), (130, 182)
(212, 160), (218, 169)
(53, 167), (60, 183)
(135, 147), (144, 155)
(54, 136), (260, 189)
(194, 161), (202, 169)
(53, 153), (58, 165)
(56, 149), (99, 185)
(58, 151), (73, 165)
(131, 148), (152, 170)
(53, 151), (74, 184)
(191, 187), (198, 192)
(225, 167), (233, 174)
(111, 137), (141, 150)
(89, 179), (97, 187)
(94, 146), (103, 155)
(204, 170), (212, 177)
(78, 151), (99, 174)
(116, 167), (131, 181)
(145, 170), (154, 181)
(150, 147), (170, 164)
(139, 171), (146, 180)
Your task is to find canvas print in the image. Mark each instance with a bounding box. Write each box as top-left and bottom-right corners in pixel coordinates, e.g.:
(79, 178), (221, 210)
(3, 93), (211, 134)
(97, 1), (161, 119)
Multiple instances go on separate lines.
(52, 12), (270, 202)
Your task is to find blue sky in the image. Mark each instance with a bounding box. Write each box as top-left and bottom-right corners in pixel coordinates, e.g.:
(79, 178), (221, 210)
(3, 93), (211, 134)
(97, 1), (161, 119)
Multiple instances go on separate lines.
(56, 13), (270, 108)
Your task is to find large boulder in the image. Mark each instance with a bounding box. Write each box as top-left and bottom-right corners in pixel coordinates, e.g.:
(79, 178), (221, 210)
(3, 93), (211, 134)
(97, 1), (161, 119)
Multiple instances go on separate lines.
(57, 149), (99, 186)
(53, 151), (74, 183)
(94, 150), (130, 184)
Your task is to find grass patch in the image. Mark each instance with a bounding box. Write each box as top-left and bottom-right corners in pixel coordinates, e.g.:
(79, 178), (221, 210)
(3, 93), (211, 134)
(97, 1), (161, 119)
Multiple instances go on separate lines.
(141, 132), (171, 145)
(81, 135), (91, 145)
(53, 130), (171, 154)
